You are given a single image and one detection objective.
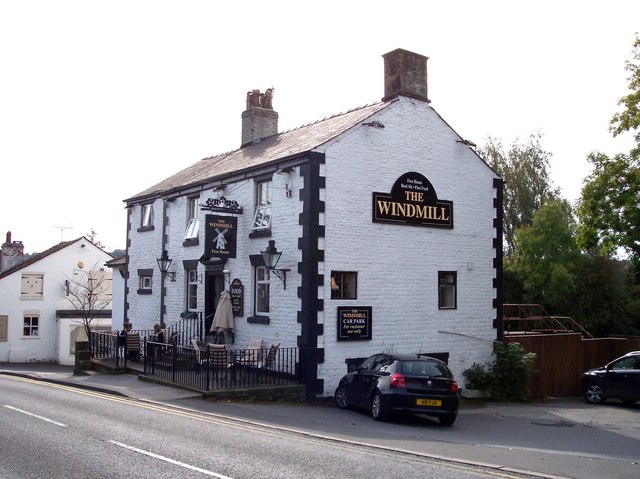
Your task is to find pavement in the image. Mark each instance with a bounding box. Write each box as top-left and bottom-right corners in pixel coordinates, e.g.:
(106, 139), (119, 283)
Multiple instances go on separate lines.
(0, 362), (203, 402)
(1, 361), (629, 423)
(4, 362), (640, 479)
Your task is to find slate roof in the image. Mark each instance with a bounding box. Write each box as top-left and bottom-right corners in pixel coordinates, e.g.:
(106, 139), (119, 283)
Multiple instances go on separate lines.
(0, 237), (114, 280)
(0, 238), (78, 280)
(126, 101), (393, 203)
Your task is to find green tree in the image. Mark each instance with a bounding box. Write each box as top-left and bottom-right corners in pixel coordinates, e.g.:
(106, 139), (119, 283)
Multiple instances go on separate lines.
(610, 35), (640, 156)
(577, 152), (640, 261)
(571, 254), (640, 336)
(512, 198), (580, 312)
(479, 134), (559, 257)
(579, 35), (640, 266)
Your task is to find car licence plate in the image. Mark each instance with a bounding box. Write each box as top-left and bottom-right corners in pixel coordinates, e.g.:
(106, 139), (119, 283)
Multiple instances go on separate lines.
(416, 398), (442, 407)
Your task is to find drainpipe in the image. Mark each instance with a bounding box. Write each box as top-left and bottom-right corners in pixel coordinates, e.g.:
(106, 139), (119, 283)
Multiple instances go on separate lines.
(159, 200), (168, 328)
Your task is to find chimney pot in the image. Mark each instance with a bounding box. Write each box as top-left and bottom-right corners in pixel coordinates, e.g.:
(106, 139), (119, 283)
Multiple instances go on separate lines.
(241, 88), (278, 147)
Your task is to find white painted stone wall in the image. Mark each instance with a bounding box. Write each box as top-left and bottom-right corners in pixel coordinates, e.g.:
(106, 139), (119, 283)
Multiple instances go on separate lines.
(126, 96), (499, 397)
(0, 239), (113, 363)
(316, 97), (498, 394)
(127, 172), (304, 354)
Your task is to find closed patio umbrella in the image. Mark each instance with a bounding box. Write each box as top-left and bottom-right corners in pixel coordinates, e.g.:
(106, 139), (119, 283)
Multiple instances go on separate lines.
(211, 290), (234, 334)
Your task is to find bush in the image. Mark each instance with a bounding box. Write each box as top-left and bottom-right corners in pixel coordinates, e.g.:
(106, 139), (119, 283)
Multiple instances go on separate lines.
(461, 363), (491, 391)
(462, 341), (537, 401)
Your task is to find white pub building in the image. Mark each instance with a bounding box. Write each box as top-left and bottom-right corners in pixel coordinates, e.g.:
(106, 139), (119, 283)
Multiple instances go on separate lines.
(123, 49), (503, 398)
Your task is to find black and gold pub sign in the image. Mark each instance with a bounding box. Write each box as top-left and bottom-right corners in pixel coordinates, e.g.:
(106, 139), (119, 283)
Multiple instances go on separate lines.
(229, 278), (244, 317)
(204, 214), (237, 259)
(337, 307), (372, 341)
(372, 172), (453, 228)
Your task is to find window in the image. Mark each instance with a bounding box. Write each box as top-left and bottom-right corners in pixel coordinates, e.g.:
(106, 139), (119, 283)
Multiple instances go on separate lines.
(137, 269), (153, 294)
(255, 266), (270, 315)
(187, 269), (198, 311)
(438, 271), (457, 309)
(252, 180), (272, 230)
(21, 273), (44, 299)
(140, 276), (152, 290)
(23, 315), (39, 337)
(185, 197), (200, 239)
(141, 203), (154, 228)
(331, 271), (357, 299)
(0, 315), (8, 342)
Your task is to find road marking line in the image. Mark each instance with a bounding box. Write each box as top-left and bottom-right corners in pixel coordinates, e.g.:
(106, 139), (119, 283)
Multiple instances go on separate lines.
(3, 405), (67, 427)
(109, 440), (234, 478)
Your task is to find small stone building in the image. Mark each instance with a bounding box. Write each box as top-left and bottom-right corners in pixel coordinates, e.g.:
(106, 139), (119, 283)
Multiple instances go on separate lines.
(123, 49), (503, 397)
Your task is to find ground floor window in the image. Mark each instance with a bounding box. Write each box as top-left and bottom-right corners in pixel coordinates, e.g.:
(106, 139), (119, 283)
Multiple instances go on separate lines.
(187, 269), (198, 311)
(23, 315), (39, 336)
(438, 271), (457, 309)
(331, 271), (357, 299)
(255, 266), (270, 315)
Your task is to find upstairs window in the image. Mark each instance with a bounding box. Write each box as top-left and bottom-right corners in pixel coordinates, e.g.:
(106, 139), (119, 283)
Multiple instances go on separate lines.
(438, 271), (457, 309)
(331, 271), (358, 299)
(141, 203), (154, 228)
(185, 197), (200, 239)
(252, 180), (272, 230)
(21, 273), (44, 299)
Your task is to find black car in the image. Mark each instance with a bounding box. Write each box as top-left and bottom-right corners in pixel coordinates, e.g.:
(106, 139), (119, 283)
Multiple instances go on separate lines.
(334, 353), (461, 425)
(581, 351), (640, 405)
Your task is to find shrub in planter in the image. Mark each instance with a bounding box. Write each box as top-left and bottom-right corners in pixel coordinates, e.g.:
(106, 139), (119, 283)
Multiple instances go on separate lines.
(463, 342), (537, 401)
(462, 362), (491, 391)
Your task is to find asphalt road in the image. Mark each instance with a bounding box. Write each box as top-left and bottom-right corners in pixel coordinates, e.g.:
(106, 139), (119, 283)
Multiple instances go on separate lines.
(1, 375), (541, 479)
(1, 365), (639, 479)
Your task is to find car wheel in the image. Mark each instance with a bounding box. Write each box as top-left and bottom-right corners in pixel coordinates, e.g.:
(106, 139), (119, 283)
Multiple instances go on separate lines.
(583, 383), (605, 404)
(438, 413), (457, 426)
(334, 386), (350, 409)
(371, 392), (387, 421)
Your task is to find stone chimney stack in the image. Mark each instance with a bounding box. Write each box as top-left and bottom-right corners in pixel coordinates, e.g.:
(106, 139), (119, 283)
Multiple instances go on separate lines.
(241, 88), (279, 148)
(1, 231), (24, 273)
(382, 49), (430, 103)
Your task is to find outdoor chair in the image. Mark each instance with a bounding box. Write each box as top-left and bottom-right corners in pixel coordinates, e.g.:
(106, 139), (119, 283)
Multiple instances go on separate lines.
(126, 332), (141, 361)
(236, 338), (264, 367)
(260, 343), (280, 369)
(208, 343), (233, 382)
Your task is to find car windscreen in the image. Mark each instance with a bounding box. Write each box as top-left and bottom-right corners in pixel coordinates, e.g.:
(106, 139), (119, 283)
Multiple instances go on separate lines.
(400, 361), (450, 377)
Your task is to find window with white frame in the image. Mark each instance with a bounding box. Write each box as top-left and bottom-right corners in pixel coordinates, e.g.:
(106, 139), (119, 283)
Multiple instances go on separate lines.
(21, 273), (44, 299)
(141, 203), (154, 228)
(187, 269), (198, 311)
(252, 180), (272, 230)
(438, 271), (457, 309)
(23, 315), (39, 336)
(139, 275), (152, 292)
(185, 197), (200, 239)
(255, 266), (270, 315)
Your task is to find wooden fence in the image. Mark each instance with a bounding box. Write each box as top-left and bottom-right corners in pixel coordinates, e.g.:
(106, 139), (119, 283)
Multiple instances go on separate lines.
(504, 334), (640, 397)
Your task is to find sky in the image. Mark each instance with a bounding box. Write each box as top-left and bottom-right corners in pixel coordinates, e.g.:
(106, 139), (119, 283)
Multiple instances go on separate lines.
(1, 1), (638, 254)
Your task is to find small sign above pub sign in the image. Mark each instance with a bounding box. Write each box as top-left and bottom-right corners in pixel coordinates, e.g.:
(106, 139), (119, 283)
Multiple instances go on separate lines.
(372, 172), (453, 228)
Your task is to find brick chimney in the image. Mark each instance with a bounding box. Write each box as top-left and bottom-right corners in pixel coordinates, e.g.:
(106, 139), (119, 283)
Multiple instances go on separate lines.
(241, 88), (279, 148)
(382, 49), (430, 103)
